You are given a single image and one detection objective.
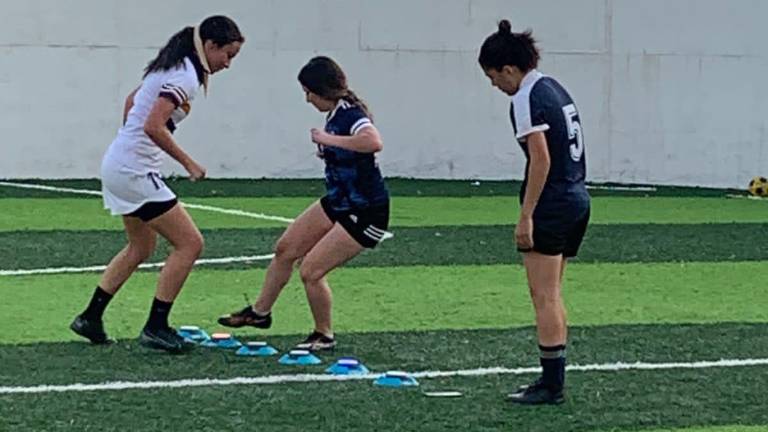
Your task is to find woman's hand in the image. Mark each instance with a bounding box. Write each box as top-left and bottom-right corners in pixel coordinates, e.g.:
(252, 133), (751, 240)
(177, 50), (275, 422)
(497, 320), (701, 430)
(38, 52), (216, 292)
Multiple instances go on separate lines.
(515, 215), (534, 250)
(184, 160), (207, 182)
(311, 128), (333, 146)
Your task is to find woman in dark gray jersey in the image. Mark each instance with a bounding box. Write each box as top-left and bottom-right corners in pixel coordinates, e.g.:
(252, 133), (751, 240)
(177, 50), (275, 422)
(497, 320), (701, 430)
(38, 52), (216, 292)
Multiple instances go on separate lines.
(479, 19), (591, 405)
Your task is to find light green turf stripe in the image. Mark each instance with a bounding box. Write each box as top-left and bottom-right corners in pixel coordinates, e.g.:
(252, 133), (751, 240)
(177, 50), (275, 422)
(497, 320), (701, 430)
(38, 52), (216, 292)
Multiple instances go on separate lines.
(2, 196), (768, 231)
(1, 262), (765, 344)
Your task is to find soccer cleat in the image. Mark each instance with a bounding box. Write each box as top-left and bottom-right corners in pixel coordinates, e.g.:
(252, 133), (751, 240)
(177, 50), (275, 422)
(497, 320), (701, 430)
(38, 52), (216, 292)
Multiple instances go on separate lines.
(139, 326), (193, 354)
(217, 305), (272, 329)
(70, 314), (112, 345)
(295, 331), (336, 352)
(506, 380), (564, 405)
(515, 377), (543, 392)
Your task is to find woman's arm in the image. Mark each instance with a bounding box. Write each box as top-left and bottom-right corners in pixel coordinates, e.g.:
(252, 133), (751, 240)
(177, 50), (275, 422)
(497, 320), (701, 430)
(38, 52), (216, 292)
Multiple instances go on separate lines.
(122, 86), (140, 125)
(516, 131), (550, 249)
(311, 126), (383, 153)
(143, 97), (206, 181)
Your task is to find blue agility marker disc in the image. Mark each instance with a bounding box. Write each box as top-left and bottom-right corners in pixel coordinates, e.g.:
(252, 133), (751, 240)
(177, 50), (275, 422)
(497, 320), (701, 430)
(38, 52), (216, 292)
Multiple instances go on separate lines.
(235, 341), (279, 357)
(177, 326), (210, 343)
(325, 357), (370, 375)
(278, 349), (322, 365)
(201, 333), (242, 349)
(374, 371), (419, 388)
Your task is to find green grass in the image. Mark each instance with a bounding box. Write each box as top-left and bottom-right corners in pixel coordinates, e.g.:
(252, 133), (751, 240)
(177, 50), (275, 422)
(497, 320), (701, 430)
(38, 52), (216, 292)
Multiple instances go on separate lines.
(3, 369), (766, 432)
(0, 178), (743, 198)
(1, 196), (767, 231)
(1, 263), (766, 344)
(3, 323), (766, 386)
(0, 179), (766, 431)
(622, 427), (768, 432)
(629, 427), (768, 432)
(3, 223), (768, 271)
(1, 325), (767, 431)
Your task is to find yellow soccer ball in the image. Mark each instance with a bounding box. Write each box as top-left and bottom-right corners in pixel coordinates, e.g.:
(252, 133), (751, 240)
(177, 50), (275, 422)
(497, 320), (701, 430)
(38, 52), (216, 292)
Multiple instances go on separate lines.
(748, 176), (768, 197)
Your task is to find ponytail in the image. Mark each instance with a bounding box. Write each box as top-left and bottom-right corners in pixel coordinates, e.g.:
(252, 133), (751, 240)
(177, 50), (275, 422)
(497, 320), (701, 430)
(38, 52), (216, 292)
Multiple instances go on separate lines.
(144, 26), (195, 78)
(341, 89), (373, 120)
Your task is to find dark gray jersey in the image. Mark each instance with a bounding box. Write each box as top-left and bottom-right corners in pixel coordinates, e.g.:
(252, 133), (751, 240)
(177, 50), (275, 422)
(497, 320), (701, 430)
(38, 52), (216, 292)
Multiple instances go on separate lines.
(509, 70), (588, 205)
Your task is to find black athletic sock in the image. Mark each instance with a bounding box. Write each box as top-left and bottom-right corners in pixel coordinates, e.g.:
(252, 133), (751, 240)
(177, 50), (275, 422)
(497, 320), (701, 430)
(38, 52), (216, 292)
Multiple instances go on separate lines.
(81, 286), (114, 321)
(145, 298), (174, 330)
(539, 344), (566, 390)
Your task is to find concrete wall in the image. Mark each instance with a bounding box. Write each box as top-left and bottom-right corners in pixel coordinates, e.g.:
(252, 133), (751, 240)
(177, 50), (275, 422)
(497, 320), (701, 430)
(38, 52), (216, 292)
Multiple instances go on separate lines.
(1, 0), (765, 187)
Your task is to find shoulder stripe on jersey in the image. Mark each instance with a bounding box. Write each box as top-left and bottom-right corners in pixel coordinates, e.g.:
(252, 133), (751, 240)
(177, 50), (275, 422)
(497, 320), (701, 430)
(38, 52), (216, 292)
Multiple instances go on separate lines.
(350, 118), (372, 135)
(158, 92), (181, 108)
(161, 84), (188, 104)
(511, 70), (549, 139)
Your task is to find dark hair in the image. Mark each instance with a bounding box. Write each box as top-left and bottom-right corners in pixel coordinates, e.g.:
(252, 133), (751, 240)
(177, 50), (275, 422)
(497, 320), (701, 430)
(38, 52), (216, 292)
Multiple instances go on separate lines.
(298, 56), (372, 118)
(144, 15), (244, 78)
(478, 19), (540, 72)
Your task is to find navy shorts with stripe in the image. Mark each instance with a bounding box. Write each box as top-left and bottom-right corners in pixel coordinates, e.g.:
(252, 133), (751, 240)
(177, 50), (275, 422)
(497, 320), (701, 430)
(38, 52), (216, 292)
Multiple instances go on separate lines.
(320, 196), (390, 249)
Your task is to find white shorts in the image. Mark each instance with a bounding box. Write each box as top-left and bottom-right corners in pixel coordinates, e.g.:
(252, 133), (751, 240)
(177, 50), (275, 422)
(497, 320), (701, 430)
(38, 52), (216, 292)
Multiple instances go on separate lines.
(101, 158), (176, 216)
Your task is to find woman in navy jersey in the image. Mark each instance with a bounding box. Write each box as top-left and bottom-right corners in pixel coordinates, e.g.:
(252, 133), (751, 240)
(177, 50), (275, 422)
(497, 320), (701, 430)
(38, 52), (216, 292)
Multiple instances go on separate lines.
(479, 20), (590, 404)
(70, 16), (243, 353)
(218, 56), (391, 351)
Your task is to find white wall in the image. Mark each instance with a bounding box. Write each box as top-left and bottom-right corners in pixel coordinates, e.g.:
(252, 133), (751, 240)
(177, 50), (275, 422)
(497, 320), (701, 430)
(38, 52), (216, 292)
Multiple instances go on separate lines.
(1, 0), (765, 188)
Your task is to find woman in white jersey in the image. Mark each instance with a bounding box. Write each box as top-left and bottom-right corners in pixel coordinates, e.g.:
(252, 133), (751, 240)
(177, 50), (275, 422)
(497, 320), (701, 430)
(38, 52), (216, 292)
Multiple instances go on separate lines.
(70, 16), (244, 353)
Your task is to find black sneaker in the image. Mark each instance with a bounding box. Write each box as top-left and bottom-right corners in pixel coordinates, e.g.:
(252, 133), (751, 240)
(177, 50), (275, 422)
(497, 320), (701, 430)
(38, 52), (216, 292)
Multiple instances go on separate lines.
(516, 377), (543, 392)
(217, 305), (272, 329)
(506, 380), (564, 405)
(139, 326), (193, 354)
(295, 331), (336, 352)
(70, 314), (112, 345)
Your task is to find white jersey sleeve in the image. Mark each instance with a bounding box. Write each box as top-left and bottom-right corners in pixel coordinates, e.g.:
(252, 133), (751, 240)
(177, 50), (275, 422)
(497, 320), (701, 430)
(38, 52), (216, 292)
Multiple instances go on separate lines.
(158, 61), (200, 108)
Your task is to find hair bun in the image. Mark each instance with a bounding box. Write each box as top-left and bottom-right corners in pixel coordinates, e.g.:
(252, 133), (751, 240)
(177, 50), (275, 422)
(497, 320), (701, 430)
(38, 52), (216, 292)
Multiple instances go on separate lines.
(498, 19), (512, 34)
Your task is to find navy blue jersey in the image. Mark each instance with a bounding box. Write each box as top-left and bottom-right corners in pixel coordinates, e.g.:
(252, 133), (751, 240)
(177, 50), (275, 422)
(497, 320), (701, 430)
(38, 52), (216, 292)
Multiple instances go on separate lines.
(320, 100), (389, 211)
(510, 70), (589, 206)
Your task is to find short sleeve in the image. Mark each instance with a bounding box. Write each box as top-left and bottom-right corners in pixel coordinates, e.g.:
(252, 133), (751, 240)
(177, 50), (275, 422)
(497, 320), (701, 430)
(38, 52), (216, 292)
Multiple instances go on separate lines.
(338, 106), (373, 136)
(158, 64), (199, 108)
(512, 87), (550, 140)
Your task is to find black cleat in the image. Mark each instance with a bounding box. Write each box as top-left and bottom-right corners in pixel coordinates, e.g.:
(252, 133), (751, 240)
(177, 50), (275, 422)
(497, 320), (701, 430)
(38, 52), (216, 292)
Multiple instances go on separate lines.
(139, 326), (193, 354)
(515, 377), (543, 392)
(217, 305), (272, 329)
(70, 315), (112, 345)
(506, 380), (564, 405)
(295, 331), (336, 352)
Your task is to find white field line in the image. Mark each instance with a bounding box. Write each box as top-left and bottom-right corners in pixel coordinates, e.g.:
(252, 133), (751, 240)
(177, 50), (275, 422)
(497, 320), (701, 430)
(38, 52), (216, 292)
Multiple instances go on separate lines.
(0, 254), (275, 277)
(0, 181), (295, 223)
(1, 358), (766, 395)
(586, 185), (657, 192)
(726, 194), (767, 201)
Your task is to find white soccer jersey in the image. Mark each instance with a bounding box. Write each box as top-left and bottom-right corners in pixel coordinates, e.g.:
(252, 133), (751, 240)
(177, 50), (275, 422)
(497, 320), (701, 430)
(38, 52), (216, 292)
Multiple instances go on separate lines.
(103, 56), (201, 174)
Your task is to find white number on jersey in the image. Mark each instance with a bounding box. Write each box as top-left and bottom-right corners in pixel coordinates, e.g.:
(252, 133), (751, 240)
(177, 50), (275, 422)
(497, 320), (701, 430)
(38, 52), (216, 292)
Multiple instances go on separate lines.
(562, 104), (584, 162)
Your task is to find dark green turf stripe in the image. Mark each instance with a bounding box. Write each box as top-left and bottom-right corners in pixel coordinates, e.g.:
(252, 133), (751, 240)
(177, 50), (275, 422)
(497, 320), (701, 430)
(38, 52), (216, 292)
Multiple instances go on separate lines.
(1, 324), (767, 432)
(2, 223), (767, 270)
(1, 323), (765, 386)
(0, 178), (742, 198)
(2, 370), (766, 432)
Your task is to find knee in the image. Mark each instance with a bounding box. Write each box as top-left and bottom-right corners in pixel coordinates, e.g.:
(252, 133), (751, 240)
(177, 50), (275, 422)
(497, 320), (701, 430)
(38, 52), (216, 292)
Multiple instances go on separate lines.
(127, 240), (156, 263)
(190, 232), (205, 258)
(299, 262), (324, 285)
(274, 238), (300, 263)
(181, 231), (204, 259)
(530, 288), (561, 310)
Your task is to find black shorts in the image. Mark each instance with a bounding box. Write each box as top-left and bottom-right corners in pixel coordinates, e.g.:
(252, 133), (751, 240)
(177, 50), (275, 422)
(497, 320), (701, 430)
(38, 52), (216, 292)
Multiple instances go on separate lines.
(128, 199), (178, 222)
(320, 196), (390, 249)
(518, 203), (590, 258)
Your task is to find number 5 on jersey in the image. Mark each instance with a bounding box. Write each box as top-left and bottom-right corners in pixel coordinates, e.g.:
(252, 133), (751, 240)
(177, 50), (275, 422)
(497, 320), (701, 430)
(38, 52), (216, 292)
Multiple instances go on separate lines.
(562, 104), (584, 162)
